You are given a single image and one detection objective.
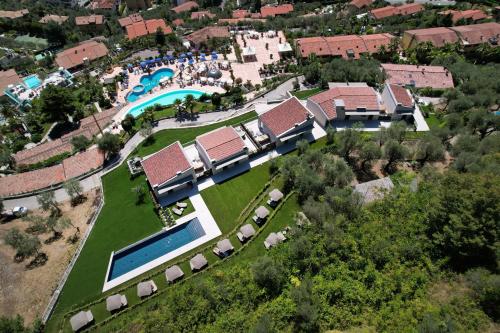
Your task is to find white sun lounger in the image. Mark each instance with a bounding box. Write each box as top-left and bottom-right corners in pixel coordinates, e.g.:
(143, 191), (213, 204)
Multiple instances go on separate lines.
(176, 202), (188, 208)
(172, 208), (183, 216)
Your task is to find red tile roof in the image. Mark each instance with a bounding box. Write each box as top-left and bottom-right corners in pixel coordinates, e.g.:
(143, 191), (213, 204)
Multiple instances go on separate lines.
(404, 27), (460, 48)
(90, 0), (116, 10)
(75, 15), (104, 26)
(172, 18), (184, 26)
(55, 40), (109, 69)
(371, 3), (423, 19)
(260, 4), (293, 17)
(62, 148), (104, 179)
(0, 9), (29, 19)
(126, 19), (172, 40)
(349, 0), (373, 9)
(296, 33), (394, 59)
(388, 84), (413, 108)
(450, 22), (500, 46)
(197, 127), (245, 162)
(309, 86), (380, 120)
(172, 1), (199, 14)
(186, 26), (230, 45)
(218, 17), (266, 24)
(118, 13), (143, 27)
(259, 97), (313, 137)
(191, 11), (216, 20)
(439, 9), (488, 23)
(381, 64), (454, 89)
(232, 9), (249, 19)
(142, 141), (192, 187)
(250, 13), (262, 19)
(0, 69), (21, 97)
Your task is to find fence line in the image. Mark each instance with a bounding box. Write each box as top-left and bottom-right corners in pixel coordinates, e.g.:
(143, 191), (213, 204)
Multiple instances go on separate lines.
(41, 181), (105, 324)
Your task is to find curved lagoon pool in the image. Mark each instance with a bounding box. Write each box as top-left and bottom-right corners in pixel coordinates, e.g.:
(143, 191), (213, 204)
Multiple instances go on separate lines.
(127, 68), (174, 102)
(127, 89), (206, 117)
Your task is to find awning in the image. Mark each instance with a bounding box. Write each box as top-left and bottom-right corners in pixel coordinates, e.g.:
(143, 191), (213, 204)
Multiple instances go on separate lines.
(214, 154), (248, 170)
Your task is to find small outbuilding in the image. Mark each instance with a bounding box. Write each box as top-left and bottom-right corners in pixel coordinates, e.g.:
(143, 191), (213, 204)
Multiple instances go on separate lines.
(268, 189), (283, 206)
(253, 206), (270, 224)
(237, 223), (256, 242)
(214, 238), (234, 257)
(264, 232), (286, 249)
(70, 310), (94, 332)
(165, 265), (184, 283)
(106, 294), (127, 312)
(242, 46), (257, 62)
(137, 280), (157, 298)
(190, 253), (208, 271)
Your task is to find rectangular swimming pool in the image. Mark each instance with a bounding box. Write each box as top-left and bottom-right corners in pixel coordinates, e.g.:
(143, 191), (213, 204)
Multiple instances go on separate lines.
(107, 218), (205, 281)
(23, 75), (42, 89)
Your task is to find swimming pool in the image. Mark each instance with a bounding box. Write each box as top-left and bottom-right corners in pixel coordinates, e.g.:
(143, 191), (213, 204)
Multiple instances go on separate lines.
(127, 68), (174, 102)
(23, 75), (42, 89)
(107, 218), (206, 281)
(127, 89), (206, 117)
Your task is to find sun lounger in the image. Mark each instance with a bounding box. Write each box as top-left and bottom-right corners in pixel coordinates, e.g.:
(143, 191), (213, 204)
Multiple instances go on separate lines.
(176, 202), (188, 209)
(172, 208), (183, 216)
(252, 215), (258, 222)
(212, 247), (220, 256)
(236, 232), (244, 243)
(277, 232), (286, 242)
(264, 241), (272, 249)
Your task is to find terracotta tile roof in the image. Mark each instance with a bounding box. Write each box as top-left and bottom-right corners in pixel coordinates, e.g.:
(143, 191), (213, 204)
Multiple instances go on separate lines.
(296, 33), (394, 59)
(260, 4), (293, 17)
(259, 97), (313, 137)
(450, 22), (500, 46)
(186, 26), (230, 45)
(90, 0), (116, 10)
(173, 18), (184, 26)
(118, 13), (143, 27)
(250, 13), (262, 18)
(126, 19), (172, 40)
(39, 15), (69, 24)
(0, 148), (104, 197)
(172, 1), (199, 14)
(55, 40), (109, 70)
(388, 84), (413, 108)
(0, 9), (29, 19)
(371, 3), (423, 19)
(439, 9), (488, 23)
(197, 126), (245, 162)
(232, 9), (249, 18)
(218, 17), (266, 24)
(191, 11), (216, 20)
(75, 15), (104, 26)
(349, 0), (373, 9)
(381, 63), (454, 89)
(309, 86), (380, 120)
(404, 27), (460, 48)
(13, 139), (73, 166)
(0, 69), (21, 97)
(142, 141), (192, 187)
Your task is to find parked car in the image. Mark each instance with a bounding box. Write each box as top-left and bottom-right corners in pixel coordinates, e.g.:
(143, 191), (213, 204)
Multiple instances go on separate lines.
(2, 206), (28, 219)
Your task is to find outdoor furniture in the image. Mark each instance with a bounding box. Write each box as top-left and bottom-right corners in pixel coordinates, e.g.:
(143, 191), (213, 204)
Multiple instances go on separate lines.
(172, 207), (183, 216)
(176, 202), (188, 208)
(215, 239), (234, 257)
(238, 224), (256, 243)
(165, 265), (184, 283)
(190, 253), (208, 271)
(106, 294), (127, 312)
(264, 232), (287, 249)
(267, 189), (284, 206)
(70, 310), (93, 332)
(137, 280), (157, 298)
(254, 206), (269, 224)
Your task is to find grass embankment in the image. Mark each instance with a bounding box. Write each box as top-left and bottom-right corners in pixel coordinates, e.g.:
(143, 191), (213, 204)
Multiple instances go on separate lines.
(45, 112), (257, 331)
(291, 87), (324, 100)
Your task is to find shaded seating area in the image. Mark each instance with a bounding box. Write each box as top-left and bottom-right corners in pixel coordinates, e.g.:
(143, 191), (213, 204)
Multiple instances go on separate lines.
(237, 223), (256, 243)
(213, 238), (234, 258)
(253, 206), (270, 225)
(137, 280), (157, 298)
(264, 232), (286, 249)
(267, 189), (283, 207)
(70, 310), (94, 332)
(190, 253), (208, 271)
(165, 265), (184, 283)
(106, 294), (127, 313)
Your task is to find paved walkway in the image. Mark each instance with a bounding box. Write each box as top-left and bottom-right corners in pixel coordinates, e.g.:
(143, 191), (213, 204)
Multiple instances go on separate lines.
(3, 76), (301, 210)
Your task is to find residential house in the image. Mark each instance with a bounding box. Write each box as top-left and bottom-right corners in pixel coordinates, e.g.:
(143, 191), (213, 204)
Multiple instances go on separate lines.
(439, 9), (488, 24)
(118, 13), (143, 28)
(172, 1), (199, 14)
(126, 19), (173, 40)
(0, 9), (29, 19)
(370, 3), (424, 20)
(232, 9), (250, 18)
(260, 4), (293, 18)
(185, 26), (230, 47)
(141, 141), (196, 198)
(90, 0), (119, 11)
(349, 0), (373, 10)
(195, 126), (248, 174)
(258, 97), (315, 146)
(449, 22), (500, 47)
(402, 26), (460, 49)
(191, 11), (216, 20)
(55, 40), (109, 71)
(172, 18), (184, 27)
(75, 15), (106, 33)
(381, 63), (455, 89)
(380, 83), (415, 121)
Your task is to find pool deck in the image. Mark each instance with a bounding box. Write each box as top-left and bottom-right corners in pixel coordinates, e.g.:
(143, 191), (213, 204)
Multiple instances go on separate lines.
(101, 193), (221, 292)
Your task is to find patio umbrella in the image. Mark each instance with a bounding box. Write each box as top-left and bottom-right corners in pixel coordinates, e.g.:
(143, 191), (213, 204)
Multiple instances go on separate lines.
(188, 58), (195, 65)
(155, 58), (162, 63)
(200, 55), (207, 62)
(167, 55), (174, 61)
(146, 59), (155, 65)
(163, 56), (169, 61)
(180, 53), (186, 58)
(187, 52), (193, 58)
(140, 61), (147, 67)
(178, 57), (186, 63)
(211, 51), (217, 55)
(211, 53), (218, 60)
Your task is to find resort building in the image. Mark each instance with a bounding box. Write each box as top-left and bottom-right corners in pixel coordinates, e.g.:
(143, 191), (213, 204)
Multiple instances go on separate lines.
(195, 126), (248, 174)
(233, 9), (250, 18)
(381, 64), (455, 89)
(172, 1), (199, 14)
(185, 26), (230, 47)
(439, 9), (488, 24)
(450, 23), (500, 47)
(0, 69), (22, 102)
(0, 9), (29, 19)
(55, 40), (109, 71)
(260, 4), (293, 18)
(172, 18), (185, 27)
(295, 33), (394, 59)
(118, 13), (143, 28)
(369, 3), (424, 20)
(141, 141), (196, 198)
(125, 19), (173, 40)
(39, 14), (69, 24)
(381, 84), (415, 121)
(306, 83), (384, 126)
(90, 0), (119, 11)
(349, 0), (373, 10)
(258, 97), (315, 146)
(75, 15), (106, 33)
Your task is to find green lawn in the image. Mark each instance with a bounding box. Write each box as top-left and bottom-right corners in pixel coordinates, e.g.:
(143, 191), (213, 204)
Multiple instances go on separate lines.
(46, 112), (258, 331)
(166, 197), (194, 220)
(153, 101), (215, 120)
(291, 88), (324, 100)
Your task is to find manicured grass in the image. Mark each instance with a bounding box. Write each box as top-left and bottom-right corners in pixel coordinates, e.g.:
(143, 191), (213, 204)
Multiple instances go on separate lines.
(46, 112), (258, 331)
(166, 198), (194, 219)
(153, 101), (215, 120)
(425, 113), (445, 128)
(291, 88), (324, 100)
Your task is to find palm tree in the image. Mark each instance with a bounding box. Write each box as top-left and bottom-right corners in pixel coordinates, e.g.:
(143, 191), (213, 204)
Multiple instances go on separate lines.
(173, 98), (183, 117)
(184, 94), (195, 118)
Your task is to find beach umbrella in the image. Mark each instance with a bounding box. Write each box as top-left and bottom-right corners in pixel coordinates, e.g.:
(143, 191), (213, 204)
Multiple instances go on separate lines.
(211, 54), (218, 60)
(140, 61), (147, 67)
(155, 58), (162, 63)
(178, 57), (186, 63)
(163, 56), (169, 61)
(180, 53), (186, 58)
(187, 52), (193, 58)
(211, 51), (217, 55)
(146, 59), (155, 65)
(188, 58), (194, 65)
(167, 55), (174, 61)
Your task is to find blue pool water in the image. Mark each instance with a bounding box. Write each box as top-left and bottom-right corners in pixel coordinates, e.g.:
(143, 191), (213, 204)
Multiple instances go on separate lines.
(127, 89), (206, 117)
(23, 75), (42, 89)
(107, 218), (205, 281)
(127, 68), (174, 102)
